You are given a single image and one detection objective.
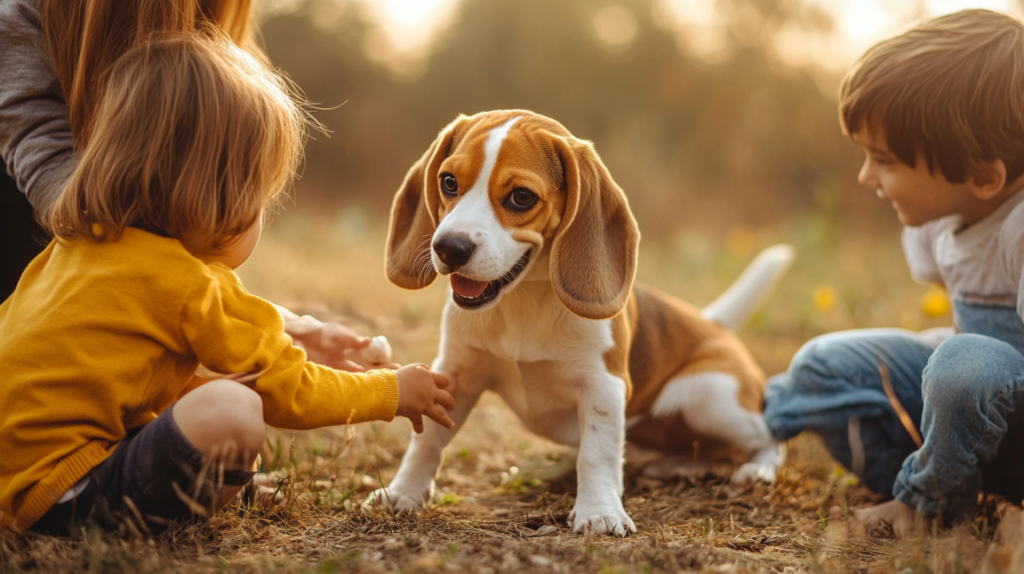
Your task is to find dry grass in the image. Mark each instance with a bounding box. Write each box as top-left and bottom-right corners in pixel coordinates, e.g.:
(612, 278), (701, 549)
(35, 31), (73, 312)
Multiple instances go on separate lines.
(3, 211), (1019, 573)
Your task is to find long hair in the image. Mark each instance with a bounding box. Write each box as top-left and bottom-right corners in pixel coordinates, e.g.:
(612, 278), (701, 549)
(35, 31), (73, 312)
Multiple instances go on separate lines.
(45, 33), (307, 252)
(39, 0), (259, 145)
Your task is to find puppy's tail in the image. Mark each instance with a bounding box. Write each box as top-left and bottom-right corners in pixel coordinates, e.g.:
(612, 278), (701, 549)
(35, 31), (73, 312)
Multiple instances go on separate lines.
(701, 244), (795, 331)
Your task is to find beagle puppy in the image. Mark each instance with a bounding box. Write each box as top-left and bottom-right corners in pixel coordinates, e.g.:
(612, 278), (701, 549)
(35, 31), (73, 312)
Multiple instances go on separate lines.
(373, 110), (793, 536)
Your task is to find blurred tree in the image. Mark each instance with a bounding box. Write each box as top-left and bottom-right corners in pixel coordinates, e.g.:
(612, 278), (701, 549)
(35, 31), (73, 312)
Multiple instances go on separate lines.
(262, 3), (419, 206)
(262, 0), (879, 238)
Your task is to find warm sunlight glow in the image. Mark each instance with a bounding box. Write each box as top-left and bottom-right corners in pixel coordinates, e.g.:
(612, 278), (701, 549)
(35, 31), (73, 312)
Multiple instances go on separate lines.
(265, 0), (1024, 76)
(830, 0), (1019, 68)
(264, 0), (460, 76)
(593, 4), (640, 51)
(837, 0), (903, 46)
(658, 0), (1023, 72)
(360, 0), (459, 59)
(373, 0), (456, 49)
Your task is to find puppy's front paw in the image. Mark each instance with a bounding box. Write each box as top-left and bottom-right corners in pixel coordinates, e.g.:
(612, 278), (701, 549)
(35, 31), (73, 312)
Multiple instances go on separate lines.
(568, 498), (636, 537)
(731, 461), (778, 484)
(731, 443), (785, 485)
(364, 482), (434, 512)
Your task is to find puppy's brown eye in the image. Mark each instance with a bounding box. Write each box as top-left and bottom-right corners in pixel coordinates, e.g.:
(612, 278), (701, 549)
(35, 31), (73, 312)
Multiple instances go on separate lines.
(505, 188), (538, 211)
(440, 174), (458, 196)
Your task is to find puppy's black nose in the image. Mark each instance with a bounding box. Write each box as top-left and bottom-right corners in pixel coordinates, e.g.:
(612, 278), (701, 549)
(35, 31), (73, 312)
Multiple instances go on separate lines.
(433, 234), (475, 269)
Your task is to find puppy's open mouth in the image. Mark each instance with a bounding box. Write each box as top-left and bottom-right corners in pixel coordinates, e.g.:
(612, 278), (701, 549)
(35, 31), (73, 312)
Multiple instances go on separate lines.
(450, 250), (532, 308)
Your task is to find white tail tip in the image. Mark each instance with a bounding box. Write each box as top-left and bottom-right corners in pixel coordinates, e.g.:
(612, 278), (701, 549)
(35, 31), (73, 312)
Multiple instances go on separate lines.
(701, 244), (795, 330)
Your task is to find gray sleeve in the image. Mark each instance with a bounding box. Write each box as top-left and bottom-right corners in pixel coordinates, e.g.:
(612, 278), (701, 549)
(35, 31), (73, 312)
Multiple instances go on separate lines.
(998, 201), (1024, 322)
(901, 223), (943, 286)
(0, 0), (74, 217)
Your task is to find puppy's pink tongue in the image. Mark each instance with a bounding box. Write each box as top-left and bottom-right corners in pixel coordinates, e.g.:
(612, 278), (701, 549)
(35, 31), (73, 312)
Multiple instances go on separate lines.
(451, 274), (488, 297)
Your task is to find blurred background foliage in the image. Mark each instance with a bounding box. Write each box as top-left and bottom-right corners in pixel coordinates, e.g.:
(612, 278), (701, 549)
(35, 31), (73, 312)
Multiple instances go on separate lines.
(258, 0), (883, 240)
(237, 0), (1022, 358)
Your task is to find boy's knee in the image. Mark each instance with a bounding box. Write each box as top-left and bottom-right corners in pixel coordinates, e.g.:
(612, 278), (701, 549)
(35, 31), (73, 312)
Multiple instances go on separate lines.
(175, 380), (266, 457)
(787, 333), (851, 388)
(923, 334), (1016, 411)
(764, 335), (853, 436)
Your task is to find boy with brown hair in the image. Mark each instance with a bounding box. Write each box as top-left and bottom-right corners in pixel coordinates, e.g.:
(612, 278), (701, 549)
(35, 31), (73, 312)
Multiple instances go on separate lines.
(763, 9), (1024, 536)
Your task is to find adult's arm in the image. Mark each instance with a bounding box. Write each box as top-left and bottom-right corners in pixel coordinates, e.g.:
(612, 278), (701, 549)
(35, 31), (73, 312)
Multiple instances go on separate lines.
(0, 0), (74, 217)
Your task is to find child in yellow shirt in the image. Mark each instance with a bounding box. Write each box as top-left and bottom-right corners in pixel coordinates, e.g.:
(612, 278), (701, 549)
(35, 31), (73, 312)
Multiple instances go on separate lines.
(0, 33), (455, 535)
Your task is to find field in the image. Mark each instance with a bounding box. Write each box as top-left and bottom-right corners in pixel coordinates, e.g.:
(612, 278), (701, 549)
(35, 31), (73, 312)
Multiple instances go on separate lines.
(3, 210), (1021, 573)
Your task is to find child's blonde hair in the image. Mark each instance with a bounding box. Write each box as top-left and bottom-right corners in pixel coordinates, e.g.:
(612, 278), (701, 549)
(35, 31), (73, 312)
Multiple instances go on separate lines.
(46, 33), (306, 250)
(839, 9), (1024, 184)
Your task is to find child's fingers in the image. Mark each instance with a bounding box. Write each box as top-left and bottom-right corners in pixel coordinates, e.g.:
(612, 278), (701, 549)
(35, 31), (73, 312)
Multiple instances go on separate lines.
(425, 404), (455, 429)
(411, 414), (424, 434)
(336, 359), (368, 373)
(322, 324), (371, 349)
(434, 389), (456, 412)
(432, 372), (452, 390)
(332, 335), (370, 350)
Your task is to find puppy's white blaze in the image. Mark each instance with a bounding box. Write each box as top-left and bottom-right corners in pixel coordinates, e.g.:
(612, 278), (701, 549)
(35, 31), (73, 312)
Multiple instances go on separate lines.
(650, 372), (774, 451)
(434, 116), (527, 280)
(441, 178), (498, 241)
(473, 116), (521, 196)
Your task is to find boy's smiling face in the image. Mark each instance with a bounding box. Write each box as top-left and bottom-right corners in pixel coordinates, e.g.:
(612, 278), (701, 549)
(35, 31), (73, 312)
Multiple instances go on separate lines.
(852, 128), (975, 227)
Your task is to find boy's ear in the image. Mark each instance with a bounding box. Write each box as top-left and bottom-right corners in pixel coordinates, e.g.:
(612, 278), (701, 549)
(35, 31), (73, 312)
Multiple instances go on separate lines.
(968, 159), (1008, 200)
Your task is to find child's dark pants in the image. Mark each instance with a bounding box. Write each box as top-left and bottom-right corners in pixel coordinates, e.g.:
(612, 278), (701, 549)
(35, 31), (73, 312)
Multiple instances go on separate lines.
(31, 405), (255, 536)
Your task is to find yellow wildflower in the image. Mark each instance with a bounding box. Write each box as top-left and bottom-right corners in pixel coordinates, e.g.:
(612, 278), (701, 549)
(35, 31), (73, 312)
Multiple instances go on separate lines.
(813, 285), (835, 312)
(921, 286), (951, 317)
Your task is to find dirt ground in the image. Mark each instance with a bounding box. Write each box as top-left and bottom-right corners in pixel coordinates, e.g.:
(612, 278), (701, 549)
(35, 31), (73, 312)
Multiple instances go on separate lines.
(4, 362), (1023, 573)
(4, 227), (1024, 573)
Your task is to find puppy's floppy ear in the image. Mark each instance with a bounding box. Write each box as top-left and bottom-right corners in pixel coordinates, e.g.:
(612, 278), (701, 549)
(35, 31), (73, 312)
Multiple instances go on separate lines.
(385, 117), (465, 289)
(549, 137), (640, 319)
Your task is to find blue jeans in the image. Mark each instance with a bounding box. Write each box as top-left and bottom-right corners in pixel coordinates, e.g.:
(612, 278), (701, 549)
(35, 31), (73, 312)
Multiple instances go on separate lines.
(764, 302), (1024, 521)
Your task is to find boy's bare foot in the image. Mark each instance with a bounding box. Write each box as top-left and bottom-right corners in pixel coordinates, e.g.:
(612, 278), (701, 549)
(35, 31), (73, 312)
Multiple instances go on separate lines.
(995, 505), (1024, 546)
(849, 499), (929, 538)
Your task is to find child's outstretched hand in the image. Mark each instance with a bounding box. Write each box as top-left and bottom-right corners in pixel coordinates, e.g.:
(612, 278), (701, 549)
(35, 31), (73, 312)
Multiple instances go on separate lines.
(395, 364), (455, 433)
(279, 308), (374, 372)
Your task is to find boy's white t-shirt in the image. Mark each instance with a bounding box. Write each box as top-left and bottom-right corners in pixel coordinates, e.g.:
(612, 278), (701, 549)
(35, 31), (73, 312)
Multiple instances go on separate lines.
(902, 189), (1024, 323)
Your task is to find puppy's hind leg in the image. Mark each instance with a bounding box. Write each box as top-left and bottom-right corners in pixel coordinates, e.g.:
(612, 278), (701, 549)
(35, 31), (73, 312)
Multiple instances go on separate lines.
(650, 372), (784, 484)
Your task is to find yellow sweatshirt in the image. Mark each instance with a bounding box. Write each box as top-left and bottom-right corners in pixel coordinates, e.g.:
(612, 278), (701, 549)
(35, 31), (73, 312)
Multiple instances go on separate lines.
(0, 228), (398, 529)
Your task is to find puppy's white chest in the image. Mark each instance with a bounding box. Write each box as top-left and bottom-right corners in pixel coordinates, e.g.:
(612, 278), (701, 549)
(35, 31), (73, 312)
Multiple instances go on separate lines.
(444, 286), (619, 445)
(488, 309), (571, 362)
(452, 285), (613, 363)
